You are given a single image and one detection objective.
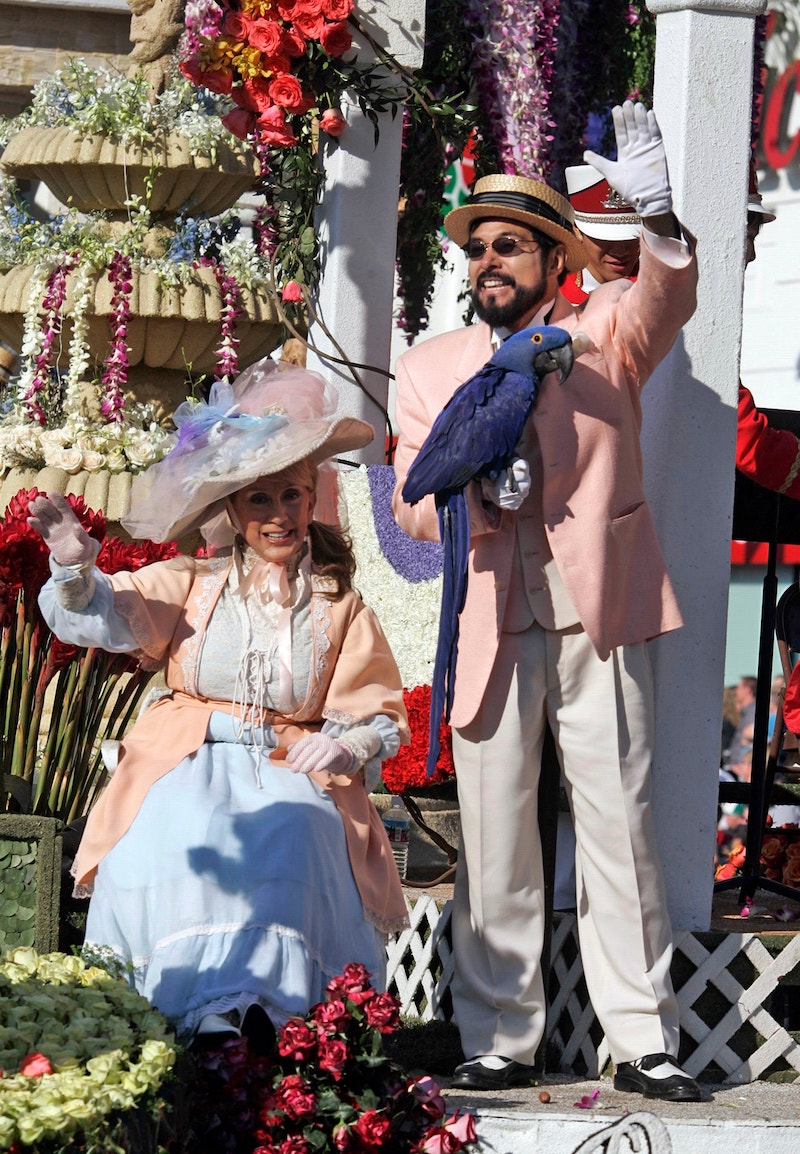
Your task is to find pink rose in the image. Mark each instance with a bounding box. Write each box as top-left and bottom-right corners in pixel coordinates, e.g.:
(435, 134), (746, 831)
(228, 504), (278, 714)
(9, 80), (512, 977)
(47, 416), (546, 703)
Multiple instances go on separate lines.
(317, 1037), (350, 1080)
(333, 1124), (353, 1151)
(277, 0), (300, 17)
(320, 20), (351, 57)
(320, 109), (347, 137)
(222, 107), (258, 139)
(268, 73), (314, 113)
(364, 991), (400, 1034)
(321, 0), (353, 19)
(249, 19), (285, 56)
(410, 1076), (446, 1120)
(257, 106), (298, 148)
(312, 998), (351, 1034)
(353, 1110), (391, 1147)
(277, 1020), (318, 1061)
(444, 1112), (478, 1145)
(419, 1127), (461, 1154)
(20, 1052), (53, 1078)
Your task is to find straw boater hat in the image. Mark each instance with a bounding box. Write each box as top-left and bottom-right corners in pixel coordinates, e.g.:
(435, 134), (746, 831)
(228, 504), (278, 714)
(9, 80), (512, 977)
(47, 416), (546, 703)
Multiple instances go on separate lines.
(564, 164), (641, 241)
(122, 358), (374, 545)
(444, 174), (587, 273)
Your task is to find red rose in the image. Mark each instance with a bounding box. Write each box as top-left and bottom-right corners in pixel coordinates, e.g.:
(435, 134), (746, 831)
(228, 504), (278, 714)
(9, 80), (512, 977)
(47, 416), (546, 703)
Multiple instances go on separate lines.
(320, 20), (352, 57)
(20, 1052), (53, 1077)
(249, 19), (285, 55)
(333, 1124), (353, 1151)
(282, 29), (307, 57)
(292, 9), (327, 40)
(341, 962), (375, 1004)
(280, 1139), (310, 1154)
(278, 1080), (316, 1122)
(257, 106), (298, 147)
(364, 991), (400, 1034)
(180, 59), (233, 95)
(320, 109), (347, 137)
(317, 1037), (350, 1080)
(268, 72), (314, 113)
(232, 77), (273, 112)
(222, 107), (258, 139)
(353, 1109), (391, 1147)
(312, 997), (351, 1034)
(321, 0), (353, 19)
(277, 1020), (318, 1061)
(222, 10), (252, 40)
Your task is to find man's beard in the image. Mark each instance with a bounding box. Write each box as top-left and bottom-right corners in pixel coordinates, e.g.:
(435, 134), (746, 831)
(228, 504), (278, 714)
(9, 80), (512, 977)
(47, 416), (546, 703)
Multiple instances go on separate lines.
(471, 277), (548, 329)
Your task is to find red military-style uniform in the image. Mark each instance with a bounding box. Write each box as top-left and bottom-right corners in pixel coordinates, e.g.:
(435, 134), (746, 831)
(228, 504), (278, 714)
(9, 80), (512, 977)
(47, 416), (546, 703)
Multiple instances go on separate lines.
(736, 384), (800, 499)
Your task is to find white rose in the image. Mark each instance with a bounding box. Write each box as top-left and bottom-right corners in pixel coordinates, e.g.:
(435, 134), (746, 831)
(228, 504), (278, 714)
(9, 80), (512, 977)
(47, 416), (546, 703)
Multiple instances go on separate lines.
(125, 441), (157, 469)
(81, 450), (106, 473)
(44, 446), (83, 473)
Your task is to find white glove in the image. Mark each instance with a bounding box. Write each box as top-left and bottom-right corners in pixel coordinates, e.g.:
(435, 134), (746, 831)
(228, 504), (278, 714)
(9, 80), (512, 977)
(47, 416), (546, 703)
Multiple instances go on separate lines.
(287, 733), (355, 776)
(27, 494), (99, 567)
(583, 101), (672, 218)
(480, 458), (531, 511)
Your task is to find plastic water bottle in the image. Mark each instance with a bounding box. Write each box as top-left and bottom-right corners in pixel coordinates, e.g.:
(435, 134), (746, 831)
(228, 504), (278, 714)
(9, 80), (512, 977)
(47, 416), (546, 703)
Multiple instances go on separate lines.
(383, 795), (410, 880)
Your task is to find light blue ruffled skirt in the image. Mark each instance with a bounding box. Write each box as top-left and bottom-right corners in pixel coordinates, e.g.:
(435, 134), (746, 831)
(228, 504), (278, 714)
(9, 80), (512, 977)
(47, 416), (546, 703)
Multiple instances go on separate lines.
(85, 727), (385, 1038)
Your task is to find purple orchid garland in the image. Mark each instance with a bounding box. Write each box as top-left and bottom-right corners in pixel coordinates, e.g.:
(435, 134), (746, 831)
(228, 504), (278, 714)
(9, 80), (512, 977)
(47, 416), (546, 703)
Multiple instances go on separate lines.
(206, 258), (243, 382)
(23, 256), (76, 426)
(100, 251), (132, 423)
(464, 0), (561, 179)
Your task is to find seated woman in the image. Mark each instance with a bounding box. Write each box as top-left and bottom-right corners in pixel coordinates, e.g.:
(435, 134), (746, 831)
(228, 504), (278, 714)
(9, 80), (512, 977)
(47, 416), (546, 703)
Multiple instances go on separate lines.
(29, 360), (409, 1043)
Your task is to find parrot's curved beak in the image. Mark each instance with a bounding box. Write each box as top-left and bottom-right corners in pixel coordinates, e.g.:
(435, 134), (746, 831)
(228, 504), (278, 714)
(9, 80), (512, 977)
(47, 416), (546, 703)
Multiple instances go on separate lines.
(532, 338), (574, 383)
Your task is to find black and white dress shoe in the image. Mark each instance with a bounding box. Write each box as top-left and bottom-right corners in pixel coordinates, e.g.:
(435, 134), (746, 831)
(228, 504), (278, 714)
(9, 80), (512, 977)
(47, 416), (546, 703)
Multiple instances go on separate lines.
(613, 1053), (702, 1101)
(451, 1056), (538, 1090)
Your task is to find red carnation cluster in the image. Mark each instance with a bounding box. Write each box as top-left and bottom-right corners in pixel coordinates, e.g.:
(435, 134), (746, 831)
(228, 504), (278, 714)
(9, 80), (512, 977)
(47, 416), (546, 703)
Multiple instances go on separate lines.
(381, 685), (456, 794)
(181, 0), (355, 148)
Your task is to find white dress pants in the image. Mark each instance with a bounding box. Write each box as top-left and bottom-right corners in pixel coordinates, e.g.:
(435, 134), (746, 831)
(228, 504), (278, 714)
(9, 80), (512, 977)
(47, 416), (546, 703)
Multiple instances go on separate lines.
(451, 622), (679, 1066)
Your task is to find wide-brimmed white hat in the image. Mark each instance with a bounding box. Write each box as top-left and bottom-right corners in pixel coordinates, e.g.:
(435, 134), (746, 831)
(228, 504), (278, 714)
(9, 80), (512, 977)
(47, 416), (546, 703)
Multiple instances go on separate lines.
(122, 359), (374, 544)
(748, 160), (776, 223)
(444, 173), (587, 273)
(565, 164), (641, 241)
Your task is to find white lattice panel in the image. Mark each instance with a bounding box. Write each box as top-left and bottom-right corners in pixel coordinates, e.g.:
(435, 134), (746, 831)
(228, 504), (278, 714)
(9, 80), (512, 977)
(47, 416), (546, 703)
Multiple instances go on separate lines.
(389, 897), (800, 1083)
(386, 895), (453, 1020)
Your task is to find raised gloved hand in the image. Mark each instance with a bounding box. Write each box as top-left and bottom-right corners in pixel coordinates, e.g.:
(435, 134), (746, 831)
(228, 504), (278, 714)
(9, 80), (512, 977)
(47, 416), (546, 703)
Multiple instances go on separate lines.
(27, 494), (98, 567)
(480, 458), (531, 511)
(583, 101), (672, 219)
(287, 732), (355, 776)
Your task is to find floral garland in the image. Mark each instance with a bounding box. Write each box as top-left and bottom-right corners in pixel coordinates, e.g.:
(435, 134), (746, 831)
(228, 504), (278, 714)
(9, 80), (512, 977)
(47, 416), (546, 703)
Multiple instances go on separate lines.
(100, 252), (133, 423)
(0, 948), (176, 1151)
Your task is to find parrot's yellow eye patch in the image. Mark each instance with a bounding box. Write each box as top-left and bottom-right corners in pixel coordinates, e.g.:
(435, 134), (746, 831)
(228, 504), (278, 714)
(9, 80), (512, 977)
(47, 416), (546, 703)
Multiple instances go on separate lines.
(531, 333), (543, 343)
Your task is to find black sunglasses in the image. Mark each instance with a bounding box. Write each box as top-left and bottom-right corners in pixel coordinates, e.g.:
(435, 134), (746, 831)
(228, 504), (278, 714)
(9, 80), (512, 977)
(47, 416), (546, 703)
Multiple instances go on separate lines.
(463, 236), (541, 261)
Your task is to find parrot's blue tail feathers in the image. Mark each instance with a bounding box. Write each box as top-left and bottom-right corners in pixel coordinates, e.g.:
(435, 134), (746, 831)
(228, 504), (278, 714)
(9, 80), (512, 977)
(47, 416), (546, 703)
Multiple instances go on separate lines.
(426, 493), (470, 777)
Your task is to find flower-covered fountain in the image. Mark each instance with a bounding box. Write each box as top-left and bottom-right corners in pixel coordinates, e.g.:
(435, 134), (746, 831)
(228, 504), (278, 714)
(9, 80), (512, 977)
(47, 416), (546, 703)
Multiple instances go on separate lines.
(0, 0), (281, 520)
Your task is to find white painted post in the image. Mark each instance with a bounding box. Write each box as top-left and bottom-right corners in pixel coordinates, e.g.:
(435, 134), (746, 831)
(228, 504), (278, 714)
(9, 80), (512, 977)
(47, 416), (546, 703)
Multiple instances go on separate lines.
(305, 1), (426, 463)
(644, 0), (766, 929)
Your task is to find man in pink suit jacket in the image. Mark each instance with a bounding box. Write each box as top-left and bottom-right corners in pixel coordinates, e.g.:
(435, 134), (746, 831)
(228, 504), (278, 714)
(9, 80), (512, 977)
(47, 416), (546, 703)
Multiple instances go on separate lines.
(392, 104), (701, 1101)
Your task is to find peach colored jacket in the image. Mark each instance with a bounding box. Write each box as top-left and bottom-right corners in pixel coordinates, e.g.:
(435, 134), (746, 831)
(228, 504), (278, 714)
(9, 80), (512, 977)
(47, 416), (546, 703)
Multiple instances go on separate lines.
(73, 553), (410, 932)
(392, 234), (697, 730)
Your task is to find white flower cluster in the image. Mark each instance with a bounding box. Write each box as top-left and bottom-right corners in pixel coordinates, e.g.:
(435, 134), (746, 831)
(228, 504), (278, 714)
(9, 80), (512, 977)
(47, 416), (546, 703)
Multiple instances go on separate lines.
(0, 404), (174, 474)
(0, 947), (175, 1150)
(339, 466), (441, 690)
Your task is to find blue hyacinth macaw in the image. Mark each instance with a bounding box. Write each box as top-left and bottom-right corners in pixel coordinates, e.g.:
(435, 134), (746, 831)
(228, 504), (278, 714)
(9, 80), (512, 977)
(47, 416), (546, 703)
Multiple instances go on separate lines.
(402, 324), (576, 776)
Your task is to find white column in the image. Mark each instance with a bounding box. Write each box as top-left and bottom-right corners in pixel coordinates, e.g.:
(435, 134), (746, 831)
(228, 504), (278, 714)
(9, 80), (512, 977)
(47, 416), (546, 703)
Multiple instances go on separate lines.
(305, 1), (425, 464)
(643, 0), (766, 928)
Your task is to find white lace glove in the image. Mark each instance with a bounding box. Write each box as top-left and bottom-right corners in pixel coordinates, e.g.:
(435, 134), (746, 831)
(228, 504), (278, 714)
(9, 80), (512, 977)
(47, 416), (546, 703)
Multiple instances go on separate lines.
(27, 494), (99, 567)
(480, 458), (531, 511)
(287, 733), (355, 776)
(583, 101), (672, 219)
